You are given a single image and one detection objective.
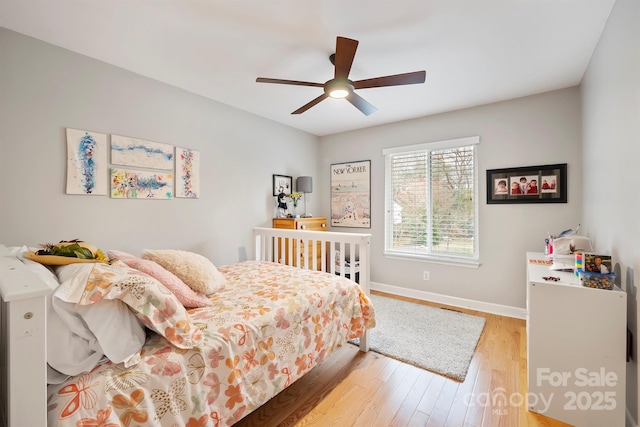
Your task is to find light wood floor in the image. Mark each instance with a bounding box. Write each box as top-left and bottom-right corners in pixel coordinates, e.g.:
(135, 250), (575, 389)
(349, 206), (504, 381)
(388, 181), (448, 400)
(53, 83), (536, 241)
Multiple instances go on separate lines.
(235, 291), (572, 427)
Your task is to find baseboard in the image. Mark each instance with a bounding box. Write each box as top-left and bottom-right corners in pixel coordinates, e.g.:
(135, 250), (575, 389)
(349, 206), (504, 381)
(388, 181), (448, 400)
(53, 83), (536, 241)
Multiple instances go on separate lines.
(370, 281), (527, 319)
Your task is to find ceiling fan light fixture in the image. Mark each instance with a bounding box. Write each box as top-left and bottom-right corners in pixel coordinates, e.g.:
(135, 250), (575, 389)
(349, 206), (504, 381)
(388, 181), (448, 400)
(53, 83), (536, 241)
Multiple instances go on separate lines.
(329, 88), (349, 99)
(325, 79), (353, 99)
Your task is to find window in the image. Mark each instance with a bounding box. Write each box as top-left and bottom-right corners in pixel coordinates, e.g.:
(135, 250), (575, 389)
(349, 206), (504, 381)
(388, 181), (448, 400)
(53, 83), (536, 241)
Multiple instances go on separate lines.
(384, 136), (479, 266)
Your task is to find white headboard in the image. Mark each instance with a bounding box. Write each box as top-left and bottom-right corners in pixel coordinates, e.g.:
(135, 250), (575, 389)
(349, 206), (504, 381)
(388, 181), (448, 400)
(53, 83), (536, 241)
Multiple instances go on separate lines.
(0, 245), (51, 427)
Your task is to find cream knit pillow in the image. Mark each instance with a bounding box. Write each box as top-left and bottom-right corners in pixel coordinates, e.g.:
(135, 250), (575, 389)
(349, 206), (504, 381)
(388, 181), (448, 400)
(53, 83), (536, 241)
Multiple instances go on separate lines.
(142, 249), (226, 296)
(108, 250), (213, 308)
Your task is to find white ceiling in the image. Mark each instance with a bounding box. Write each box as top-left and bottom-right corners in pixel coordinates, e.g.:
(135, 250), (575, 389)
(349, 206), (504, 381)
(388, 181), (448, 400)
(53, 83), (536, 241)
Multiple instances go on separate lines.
(0, 0), (615, 137)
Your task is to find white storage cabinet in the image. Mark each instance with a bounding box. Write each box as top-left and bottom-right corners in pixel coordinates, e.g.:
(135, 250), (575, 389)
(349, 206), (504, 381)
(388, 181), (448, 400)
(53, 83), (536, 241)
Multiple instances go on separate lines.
(526, 252), (626, 427)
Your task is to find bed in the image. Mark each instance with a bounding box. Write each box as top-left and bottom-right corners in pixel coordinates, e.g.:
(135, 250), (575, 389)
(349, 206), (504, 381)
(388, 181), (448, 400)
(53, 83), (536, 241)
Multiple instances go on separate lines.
(0, 227), (374, 427)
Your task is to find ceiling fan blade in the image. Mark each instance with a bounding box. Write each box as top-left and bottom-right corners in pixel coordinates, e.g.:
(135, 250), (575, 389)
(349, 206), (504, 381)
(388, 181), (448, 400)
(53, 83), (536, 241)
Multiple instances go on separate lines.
(292, 93), (329, 115)
(346, 92), (377, 116)
(256, 77), (324, 88)
(334, 36), (359, 80)
(353, 70), (426, 89)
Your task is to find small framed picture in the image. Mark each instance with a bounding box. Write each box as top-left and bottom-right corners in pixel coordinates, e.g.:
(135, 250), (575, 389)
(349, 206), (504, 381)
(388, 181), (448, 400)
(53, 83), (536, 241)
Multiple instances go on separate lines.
(486, 163), (567, 204)
(273, 174), (292, 196)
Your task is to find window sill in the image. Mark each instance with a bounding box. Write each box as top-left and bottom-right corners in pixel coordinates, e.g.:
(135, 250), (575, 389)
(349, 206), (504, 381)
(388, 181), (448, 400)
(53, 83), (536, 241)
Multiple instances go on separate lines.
(383, 251), (481, 268)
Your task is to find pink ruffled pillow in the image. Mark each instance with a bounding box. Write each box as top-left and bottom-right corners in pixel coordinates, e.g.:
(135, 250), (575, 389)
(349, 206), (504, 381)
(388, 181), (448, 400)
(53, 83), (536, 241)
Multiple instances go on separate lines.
(108, 250), (212, 308)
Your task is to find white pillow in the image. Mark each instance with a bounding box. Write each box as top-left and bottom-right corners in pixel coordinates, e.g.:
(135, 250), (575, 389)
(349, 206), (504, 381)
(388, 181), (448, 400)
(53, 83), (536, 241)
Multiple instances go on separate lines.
(142, 249), (227, 295)
(76, 301), (144, 365)
(49, 264), (146, 378)
(8, 247), (145, 382)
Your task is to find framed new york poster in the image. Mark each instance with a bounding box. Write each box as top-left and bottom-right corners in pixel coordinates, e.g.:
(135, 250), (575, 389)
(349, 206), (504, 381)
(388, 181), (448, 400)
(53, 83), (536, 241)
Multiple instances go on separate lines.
(330, 160), (371, 228)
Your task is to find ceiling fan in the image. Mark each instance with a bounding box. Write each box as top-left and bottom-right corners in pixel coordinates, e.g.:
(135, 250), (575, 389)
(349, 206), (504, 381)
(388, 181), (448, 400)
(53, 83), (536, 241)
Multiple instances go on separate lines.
(256, 36), (426, 116)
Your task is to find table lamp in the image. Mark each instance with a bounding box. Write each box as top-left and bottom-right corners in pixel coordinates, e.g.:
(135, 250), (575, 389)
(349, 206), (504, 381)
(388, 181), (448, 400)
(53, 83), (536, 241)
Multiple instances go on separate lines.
(296, 176), (313, 217)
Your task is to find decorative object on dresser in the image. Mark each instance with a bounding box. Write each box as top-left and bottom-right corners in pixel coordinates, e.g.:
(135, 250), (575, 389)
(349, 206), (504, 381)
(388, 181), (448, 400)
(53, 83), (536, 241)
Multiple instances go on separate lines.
(273, 174), (293, 218)
(330, 160), (371, 228)
(486, 163), (567, 204)
(273, 217), (327, 269)
(288, 192), (303, 216)
(296, 176), (313, 217)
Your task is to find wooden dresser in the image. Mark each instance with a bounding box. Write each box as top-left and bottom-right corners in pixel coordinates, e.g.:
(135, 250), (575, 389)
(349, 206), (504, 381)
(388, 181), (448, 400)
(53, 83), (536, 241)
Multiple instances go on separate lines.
(272, 217), (327, 269)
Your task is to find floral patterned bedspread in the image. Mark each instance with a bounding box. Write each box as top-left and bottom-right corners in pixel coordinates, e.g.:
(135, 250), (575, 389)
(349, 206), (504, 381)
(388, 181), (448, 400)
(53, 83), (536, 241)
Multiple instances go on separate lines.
(46, 260), (375, 426)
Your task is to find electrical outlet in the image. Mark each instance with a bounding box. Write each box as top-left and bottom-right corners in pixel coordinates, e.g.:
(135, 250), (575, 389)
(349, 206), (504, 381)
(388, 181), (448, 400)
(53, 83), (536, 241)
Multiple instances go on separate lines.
(423, 271), (430, 281)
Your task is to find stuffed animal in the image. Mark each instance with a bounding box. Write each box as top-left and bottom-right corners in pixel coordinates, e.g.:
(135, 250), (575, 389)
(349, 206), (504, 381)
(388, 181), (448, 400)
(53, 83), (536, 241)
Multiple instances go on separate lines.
(277, 192), (289, 218)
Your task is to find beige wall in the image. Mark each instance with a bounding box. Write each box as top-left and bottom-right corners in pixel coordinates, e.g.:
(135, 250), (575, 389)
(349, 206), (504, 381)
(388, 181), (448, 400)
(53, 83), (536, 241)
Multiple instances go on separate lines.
(0, 28), (319, 266)
(580, 0), (640, 423)
(319, 87), (583, 312)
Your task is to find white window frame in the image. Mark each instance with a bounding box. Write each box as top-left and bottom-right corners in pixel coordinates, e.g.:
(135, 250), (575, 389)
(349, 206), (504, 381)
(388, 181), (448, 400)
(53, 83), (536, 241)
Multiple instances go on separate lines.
(383, 136), (480, 268)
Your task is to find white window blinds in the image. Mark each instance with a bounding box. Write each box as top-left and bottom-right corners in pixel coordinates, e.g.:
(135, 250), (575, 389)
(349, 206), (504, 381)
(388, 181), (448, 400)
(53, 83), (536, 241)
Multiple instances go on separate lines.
(384, 137), (479, 263)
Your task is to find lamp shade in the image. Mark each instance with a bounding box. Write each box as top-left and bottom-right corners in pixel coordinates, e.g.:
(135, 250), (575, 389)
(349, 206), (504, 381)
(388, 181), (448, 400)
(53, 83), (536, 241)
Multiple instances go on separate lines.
(297, 176), (313, 193)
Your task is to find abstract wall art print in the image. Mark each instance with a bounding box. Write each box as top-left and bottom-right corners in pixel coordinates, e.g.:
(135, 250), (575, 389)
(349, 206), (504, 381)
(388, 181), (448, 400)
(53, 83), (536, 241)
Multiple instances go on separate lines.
(111, 134), (174, 170)
(110, 168), (173, 199)
(175, 147), (200, 198)
(66, 128), (108, 195)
